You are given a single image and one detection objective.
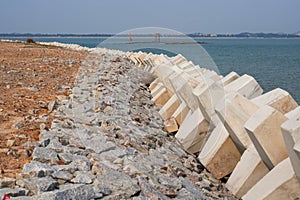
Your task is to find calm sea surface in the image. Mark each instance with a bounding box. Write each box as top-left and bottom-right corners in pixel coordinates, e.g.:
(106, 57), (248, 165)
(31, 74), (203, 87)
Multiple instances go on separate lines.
(3, 37), (300, 103)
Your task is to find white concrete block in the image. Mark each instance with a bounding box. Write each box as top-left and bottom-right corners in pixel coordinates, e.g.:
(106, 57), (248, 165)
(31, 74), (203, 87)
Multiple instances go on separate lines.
(151, 87), (171, 108)
(175, 108), (210, 154)
(159, 94), (181, 120)
(245, 105), (288, 169)
(226, 144), (269, 198)
(171, 102), (190, 125)
(169, 72), (199, 111)
(294, 140), (300, 160)
(193, 79), (225, 125)
(281, 107), (300, 181)
(221, 72), (240, 86)
(151, 82), (164, 97)
(149, 78), (160, 91)
(242, 158), (300, 200)
(199, 123), (241, 179)
(215, 93), (260, 152)
(252, 88), (298, 114)
(225, 74), (263, 99)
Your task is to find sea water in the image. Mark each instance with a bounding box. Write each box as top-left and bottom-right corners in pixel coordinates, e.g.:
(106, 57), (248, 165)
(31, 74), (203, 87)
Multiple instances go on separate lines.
(3, 37), (300, 103)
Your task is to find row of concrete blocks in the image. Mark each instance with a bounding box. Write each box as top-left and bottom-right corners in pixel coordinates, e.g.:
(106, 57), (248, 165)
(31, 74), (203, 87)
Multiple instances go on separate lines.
(126, 52), (300, 199)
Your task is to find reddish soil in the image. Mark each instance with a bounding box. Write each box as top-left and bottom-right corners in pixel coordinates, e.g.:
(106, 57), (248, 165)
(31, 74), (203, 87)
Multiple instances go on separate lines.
(0, 41), (88, 178)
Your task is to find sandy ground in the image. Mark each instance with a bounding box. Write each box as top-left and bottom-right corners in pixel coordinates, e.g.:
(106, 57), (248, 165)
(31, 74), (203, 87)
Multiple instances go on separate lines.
(0, 41), (88, 178)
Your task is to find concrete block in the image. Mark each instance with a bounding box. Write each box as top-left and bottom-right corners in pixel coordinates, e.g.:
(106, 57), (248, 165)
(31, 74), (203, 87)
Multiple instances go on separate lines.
(221, 72), (240, 86)
(199, 123), (241, 179)
(281, 107), (300, 181)
(225, 74), (263, 99)
(245, 105), (288, 169)
(164, 117), (178, 133)
(169, 72), (199, 111)
(151, 87), (171, 108)
(149, 78), (160, 91)
(242, 158), (300, 200)
(171, 54), (187, 65)
(155, 65), (182, 93)
(175, 108), (210, 154)
(171, 102), (190, 125)
(215, 93), (260, 152)
(285, 106), (300, 120)
(226, 144), (269, 198)
(252, 88), (298, 114)
(150, 82), (164, 97)
(294, 140), (300, 159)
(159, 94), (181, 120)
(193, 79), (225, 125)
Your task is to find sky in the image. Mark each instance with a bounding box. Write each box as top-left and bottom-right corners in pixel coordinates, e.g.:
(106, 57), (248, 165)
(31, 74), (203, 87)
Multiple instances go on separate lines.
(0, 0), (300, 34)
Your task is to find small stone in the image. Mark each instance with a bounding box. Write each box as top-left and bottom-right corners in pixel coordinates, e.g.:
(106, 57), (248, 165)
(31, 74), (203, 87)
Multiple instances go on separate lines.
(36, 184), (94, 199)
(6, 140), (15, 147)
(48, 100), (57, 112)
(20, 176), (58, 195)
(22, 161), (56, 177)
(12, 122), (24, 129)
(38, 101), (48, 108)
(70, 171), (95, 184)
(0, 188), (28, 198)
(51, 171), (73, 181)
(32, 147), (59, 163)
(113, 158), (124, 165)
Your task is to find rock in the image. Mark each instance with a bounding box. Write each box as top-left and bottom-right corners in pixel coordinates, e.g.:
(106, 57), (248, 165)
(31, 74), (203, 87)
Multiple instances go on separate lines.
(57, 153), (75, 164)
(19, 176), (58, 195)
(36, 184), (94, 200)
(48, 100), (57, 112)
(138, 177), (169, 200)
(93, 165), (140, 198)
(38, 101), (48, 108)
(82, 136), (116, 154)
(157, 175), (182, 190)
(0, 188), (28, 198)
(46, 138), (64, 153)
(6, 140), (15, 147)
(70, 171), (94, 184)
(12, 122), (24, 129)
(32, 147), (59, 163)
(22, 161), (56, 177)
(51, 171), (73, 181)
(0, 177), (16, 188)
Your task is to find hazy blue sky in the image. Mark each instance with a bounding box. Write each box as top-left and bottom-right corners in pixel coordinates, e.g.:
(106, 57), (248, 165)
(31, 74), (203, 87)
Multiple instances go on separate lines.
(1, 0), (299, 34)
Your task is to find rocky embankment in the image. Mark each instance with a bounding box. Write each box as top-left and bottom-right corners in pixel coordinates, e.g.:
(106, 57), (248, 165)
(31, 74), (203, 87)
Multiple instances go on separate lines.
(0, 42), (236, 199)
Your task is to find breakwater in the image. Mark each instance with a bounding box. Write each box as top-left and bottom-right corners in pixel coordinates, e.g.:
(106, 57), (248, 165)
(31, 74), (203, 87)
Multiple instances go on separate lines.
(0, 41), (236, 199)
(127, 51), (300, 199)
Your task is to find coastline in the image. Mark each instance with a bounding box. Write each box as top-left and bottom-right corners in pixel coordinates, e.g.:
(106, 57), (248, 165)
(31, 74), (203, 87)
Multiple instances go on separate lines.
(0, 41), (236, 199)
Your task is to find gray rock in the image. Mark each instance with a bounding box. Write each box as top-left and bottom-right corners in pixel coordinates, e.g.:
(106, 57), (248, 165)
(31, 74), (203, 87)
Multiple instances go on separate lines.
(32, 147), (59, 163)
(51, 171), (73, 181)
(93, 165), (140, 198)
(70, 171), (95, 184)
(71, 156), (91, 171)
(52, 164), (77, 174)
(46, 138), (64, 153)
(82, 136), (116, 154)
(36, 184), (94, 200)
(158, 175), (182, 190)
(0, 188), (28, 198)
(57, 153), (75, 164)
(137, 177), (169, 200)
(22, 161), (56, 177)
(18, 176), (58, 195)
(179, 177), (209, 200)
